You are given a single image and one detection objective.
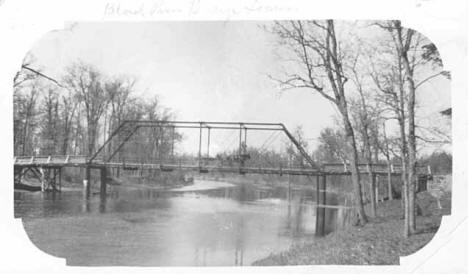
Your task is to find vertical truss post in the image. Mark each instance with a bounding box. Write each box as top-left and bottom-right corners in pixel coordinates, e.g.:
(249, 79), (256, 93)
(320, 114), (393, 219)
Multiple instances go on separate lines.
(198, 122), (203, 168)
(238, 123), (245, 172)
(244, 128), (247, 147)
(238, 124), (242, 158)
(207, 127), (211, 159)
(159, 126), (164, 163)
(171, 126), (175, 162)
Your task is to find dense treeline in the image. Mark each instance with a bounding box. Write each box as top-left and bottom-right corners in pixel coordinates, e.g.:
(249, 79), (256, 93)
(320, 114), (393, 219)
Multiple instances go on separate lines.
(14, 61), (178, 160)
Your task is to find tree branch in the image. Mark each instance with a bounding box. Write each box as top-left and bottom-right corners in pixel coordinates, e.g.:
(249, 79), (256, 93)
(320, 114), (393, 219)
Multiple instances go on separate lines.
(21, 65), (64, 88)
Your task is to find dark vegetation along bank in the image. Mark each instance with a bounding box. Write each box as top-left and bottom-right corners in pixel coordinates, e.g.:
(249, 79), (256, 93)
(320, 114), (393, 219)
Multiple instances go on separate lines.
(253, 175), (452, 265)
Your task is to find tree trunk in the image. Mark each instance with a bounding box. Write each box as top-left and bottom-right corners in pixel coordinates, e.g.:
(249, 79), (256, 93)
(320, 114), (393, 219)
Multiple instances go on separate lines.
(342, 113), (368, 225)
(87, 119), (97, 156)
(367, 166), (377, 216)
(363, 131), (376, 217)
(386, 157), (393, 200)
(382, 123), (393, 201)
(357, 87), (376, 217)
(396, 21), (417, 235)
(403, 57), (418, 235)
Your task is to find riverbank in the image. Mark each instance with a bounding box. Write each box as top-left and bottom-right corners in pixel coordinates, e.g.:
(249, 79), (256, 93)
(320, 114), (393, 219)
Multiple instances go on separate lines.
(252, 191), (451, 265)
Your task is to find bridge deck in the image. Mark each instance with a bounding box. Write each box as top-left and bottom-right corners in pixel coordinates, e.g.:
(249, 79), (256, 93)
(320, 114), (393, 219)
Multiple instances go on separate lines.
(14, 155), (429, 176)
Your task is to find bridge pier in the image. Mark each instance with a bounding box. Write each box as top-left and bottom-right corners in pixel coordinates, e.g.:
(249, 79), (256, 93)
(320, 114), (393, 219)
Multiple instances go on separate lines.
(100, 167), (107, 197)
(84, 167), (91, 198)
(315, 174), (326, 237)
(83, 166), (108, 198)
(375, 174), (380, 203)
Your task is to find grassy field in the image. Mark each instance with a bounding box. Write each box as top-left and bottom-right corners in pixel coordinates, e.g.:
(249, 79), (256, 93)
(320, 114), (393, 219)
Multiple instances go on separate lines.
(252, 191), (451, 265)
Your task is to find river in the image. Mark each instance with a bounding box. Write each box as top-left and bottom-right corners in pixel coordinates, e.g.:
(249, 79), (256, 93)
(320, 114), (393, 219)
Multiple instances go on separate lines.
(14, 179), (349, 266)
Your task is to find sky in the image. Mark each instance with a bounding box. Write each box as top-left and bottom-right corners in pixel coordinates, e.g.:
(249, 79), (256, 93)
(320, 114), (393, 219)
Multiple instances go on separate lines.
(26, 21), (451, 155)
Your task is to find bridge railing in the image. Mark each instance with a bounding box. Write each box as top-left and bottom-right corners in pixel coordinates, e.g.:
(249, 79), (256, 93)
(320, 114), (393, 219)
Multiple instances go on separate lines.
(13, 153), (431, 175)
(321, 162), (430, 174)
(14, 155), (88, 165)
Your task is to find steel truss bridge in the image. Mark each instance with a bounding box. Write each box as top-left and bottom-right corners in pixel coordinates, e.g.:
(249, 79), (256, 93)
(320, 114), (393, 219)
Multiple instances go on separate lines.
(14, 120), (430, 194)
(14, 120), (433, 236)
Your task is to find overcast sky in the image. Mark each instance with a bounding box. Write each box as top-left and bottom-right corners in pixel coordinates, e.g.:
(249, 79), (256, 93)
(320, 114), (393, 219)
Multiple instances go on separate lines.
(27, 21), (451, 154)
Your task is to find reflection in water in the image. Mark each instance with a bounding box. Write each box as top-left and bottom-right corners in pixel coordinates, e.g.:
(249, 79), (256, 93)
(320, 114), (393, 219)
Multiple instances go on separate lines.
(15, 180), (351, 266)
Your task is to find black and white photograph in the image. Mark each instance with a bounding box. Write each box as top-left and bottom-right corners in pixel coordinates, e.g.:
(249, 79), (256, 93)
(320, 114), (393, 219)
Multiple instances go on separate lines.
(2, 0), (466, 272)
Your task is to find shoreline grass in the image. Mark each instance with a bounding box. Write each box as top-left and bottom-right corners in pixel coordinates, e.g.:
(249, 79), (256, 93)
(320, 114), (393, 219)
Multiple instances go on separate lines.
(252, 191), (451, 265)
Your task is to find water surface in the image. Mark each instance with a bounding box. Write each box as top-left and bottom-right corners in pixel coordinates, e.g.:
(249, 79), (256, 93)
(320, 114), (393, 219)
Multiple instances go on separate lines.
(15, 180), (346, 266)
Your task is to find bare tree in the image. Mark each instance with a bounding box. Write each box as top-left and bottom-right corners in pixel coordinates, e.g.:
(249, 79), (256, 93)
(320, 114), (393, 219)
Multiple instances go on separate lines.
(371, 38), (413, 236)
(13, 54), (40, 88)
(270, 20), (367, 225)
(63, 62), (109, 155)
(314, 127), (348, 164)
(39, 88), (60, 155)
(380, 120), (394, 200)
(372, 20), (447, 237)
(104, 77), (135, 159)
(59, 89), (77, 155)
(349, 59), (379, 217)
(14, 84), (41, 156)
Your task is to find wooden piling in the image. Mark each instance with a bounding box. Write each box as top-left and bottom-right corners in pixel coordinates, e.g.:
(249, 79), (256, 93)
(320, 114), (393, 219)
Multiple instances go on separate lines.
(39, 167), (46, 192)
(315, 174), (326, 236)
(58, 167), (62, 192)
(100, 167), (107, 197)
(84, 166), (91, 198)
(374, 174), (379, 203)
